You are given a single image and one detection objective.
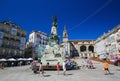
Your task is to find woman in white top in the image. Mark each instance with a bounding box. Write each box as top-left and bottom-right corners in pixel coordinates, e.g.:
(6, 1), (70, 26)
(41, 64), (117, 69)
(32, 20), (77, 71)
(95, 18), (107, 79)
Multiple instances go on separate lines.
(63, 61), (66, 75)
(39, 62), (44, 76)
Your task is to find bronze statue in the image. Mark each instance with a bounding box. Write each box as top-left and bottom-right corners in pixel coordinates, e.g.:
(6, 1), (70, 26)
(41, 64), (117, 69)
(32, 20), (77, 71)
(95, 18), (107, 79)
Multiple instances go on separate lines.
(52, 16), (57, 26)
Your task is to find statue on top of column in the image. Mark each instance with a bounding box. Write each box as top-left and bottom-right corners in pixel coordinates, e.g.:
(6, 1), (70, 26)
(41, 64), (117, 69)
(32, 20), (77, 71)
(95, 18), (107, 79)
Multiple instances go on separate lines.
(49, 16), (60, 46)
(52, 16), (57, 27)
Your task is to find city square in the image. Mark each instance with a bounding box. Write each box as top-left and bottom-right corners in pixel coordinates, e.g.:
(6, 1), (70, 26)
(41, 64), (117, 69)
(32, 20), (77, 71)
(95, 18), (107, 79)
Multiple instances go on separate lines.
(0, 58), (120, 81)
(0, 0), (120, 81)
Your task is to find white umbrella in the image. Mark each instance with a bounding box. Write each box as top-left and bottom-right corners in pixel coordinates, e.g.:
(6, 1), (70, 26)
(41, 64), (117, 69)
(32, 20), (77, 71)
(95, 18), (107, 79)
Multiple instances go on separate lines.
(0, 58), (7, 61)
(27, 58), (33, 60)
(22, 58), (27, 61)
(8, 58), (16, 61)
(18, 58), (23, 61)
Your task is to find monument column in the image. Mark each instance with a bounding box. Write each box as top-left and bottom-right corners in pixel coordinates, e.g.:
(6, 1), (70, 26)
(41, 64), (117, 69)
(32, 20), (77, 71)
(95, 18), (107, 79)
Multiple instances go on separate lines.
(40, 16), (65, 66)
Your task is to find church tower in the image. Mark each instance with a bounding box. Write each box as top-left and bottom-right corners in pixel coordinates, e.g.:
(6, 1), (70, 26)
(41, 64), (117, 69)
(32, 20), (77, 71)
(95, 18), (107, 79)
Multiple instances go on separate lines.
(63, 26), (68, 43)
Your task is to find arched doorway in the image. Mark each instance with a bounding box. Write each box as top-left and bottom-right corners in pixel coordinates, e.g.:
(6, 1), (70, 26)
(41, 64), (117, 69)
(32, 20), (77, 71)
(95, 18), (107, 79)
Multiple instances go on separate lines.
(88, 45), (94, 52)
(80, 45), (87, 57)
(80, 45), (86, 52)
(88, 45), (94, 57)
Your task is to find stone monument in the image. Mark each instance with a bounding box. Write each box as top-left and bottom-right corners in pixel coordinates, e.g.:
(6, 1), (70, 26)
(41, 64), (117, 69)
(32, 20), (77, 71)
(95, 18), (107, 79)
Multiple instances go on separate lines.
(40, 16), (65, 66)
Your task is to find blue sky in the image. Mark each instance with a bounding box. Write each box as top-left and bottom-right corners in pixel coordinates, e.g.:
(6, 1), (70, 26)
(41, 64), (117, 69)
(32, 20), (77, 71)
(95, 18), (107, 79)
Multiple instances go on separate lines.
(0, 0), (120, 41)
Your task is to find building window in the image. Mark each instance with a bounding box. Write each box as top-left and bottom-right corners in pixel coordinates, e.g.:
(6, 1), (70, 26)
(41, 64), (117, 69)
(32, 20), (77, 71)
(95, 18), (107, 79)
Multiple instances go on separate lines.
(39, 41), (41, 44)
(2, 49), (5, 55)
(0, 39), (2, 46)
(11, 28), (17, 35)
(0, 32), (3, 39)
(9, 41), (13, 47)
(111, 36), (115, 42)
(0, 26), (2, 31)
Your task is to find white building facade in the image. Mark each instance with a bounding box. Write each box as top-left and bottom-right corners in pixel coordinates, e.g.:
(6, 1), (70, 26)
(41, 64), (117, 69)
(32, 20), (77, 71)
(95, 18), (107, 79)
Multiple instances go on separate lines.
(29, 31), (48, 45)
(27, 31), (49, 59)
(0, 21), (26, 58)
(95, 39), (106, 59)
(95, 25), (120, 59)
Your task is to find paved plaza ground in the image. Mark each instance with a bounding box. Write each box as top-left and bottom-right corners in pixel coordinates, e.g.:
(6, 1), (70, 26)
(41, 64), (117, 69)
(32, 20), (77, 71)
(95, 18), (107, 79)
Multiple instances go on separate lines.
(0, 58), (120, 81)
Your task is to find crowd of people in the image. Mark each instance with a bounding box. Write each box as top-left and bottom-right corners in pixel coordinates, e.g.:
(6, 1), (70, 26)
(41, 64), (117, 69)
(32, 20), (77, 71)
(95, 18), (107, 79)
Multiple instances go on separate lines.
(30, 58), (95, 76)
(110, 54), (120, 66)
(81, 58), (94, 69)
(1, 56), (115, 76)
(0, 60), (31, 69)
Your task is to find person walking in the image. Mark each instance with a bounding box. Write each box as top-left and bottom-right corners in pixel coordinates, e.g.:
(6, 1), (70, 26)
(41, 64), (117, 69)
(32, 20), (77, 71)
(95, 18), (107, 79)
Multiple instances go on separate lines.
(62, 61), (66, 75)
(39, 62), (44, 76)
(0, 62), (4, 69)
(103, 59), (110, 75)
(30, 60), (37, 73)
(56, 62), (60, 75)
(89, 60), (94, 69)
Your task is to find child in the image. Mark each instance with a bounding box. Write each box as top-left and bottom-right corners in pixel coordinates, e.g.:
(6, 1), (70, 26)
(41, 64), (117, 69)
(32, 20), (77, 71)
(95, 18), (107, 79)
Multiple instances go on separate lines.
(103, 60), (110, 75)
(89, 60), (94, 69)
(56, 62), (60, 75)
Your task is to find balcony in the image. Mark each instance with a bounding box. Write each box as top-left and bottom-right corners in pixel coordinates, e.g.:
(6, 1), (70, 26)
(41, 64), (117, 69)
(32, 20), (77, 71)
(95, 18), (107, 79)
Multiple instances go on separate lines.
(10, 36), (15, 40)
(11, 46), (16, 49)
(17, 32), (21, 36)
(3, 36), (9, 40)
(1, 29), (4, 32)
(3, 34), (9, 39)
(16, 38), (20, 41)
(1, 43), (9, 48)
(1, 44), (4, 47)
(21, 34), (26, 37)
(16, 47), (20, 49)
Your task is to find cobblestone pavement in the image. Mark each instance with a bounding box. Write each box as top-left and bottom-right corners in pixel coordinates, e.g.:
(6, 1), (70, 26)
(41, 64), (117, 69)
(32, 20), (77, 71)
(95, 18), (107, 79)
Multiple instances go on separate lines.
(0, 58), (120, 81)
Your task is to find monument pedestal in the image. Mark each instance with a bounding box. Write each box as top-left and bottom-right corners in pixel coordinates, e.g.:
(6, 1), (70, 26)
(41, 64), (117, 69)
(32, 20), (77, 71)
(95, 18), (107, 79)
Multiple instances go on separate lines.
(41, 44), (65, 66)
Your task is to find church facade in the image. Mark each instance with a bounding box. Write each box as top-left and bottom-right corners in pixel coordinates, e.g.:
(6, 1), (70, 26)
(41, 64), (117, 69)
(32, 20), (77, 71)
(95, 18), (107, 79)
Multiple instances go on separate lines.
(62, 24), (120, 59)
(62, 27), (95, 58)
